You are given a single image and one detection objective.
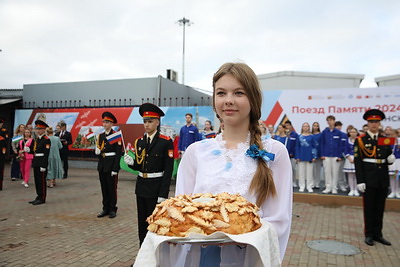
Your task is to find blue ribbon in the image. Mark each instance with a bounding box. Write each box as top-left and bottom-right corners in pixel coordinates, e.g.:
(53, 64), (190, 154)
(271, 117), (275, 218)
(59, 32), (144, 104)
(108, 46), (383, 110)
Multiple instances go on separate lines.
(245, 144), (275, 162)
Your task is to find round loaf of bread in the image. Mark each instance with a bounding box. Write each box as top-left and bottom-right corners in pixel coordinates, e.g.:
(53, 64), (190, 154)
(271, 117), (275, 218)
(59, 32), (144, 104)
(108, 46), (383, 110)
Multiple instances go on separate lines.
(147, 192), (262, 237)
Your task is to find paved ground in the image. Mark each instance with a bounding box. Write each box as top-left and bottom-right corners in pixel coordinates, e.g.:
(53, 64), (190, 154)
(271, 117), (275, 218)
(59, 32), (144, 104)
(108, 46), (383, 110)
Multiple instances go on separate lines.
(1, 163), (399, 267)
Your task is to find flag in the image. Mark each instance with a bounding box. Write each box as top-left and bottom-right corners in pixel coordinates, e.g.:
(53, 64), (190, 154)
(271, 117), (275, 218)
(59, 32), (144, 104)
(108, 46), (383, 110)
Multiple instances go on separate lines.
(378, 137), (396, 146)
(106, 130), (122, 144)
(12, 135), (23, 143)
(85, 132), (96, 140)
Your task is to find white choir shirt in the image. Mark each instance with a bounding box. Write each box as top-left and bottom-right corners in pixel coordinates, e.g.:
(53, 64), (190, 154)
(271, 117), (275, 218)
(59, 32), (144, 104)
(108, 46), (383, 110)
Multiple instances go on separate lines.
(175, 132), (293, 262)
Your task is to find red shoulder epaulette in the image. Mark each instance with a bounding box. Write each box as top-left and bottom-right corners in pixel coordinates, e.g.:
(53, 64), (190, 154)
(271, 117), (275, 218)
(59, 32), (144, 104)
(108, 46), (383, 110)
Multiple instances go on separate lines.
(43, 136), (49, 139)
(136, 136), (144, 141)
(0, 136), (4, 140)
(159, 134), (171, 141)
(358, 134), (366, 138)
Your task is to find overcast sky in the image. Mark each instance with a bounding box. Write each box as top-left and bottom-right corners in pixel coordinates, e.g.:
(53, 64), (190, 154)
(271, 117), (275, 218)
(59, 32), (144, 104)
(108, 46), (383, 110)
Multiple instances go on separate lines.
(1, 0), (399, 91)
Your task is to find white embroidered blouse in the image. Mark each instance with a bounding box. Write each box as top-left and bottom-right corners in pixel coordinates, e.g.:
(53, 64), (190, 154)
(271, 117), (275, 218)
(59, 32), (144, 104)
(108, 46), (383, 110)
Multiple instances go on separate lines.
(176, 133), (293, 260)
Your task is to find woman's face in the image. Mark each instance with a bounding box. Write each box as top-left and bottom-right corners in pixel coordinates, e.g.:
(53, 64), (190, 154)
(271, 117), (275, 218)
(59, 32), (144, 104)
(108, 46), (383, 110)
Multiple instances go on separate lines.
(214, 74), (251, 128)
(18, 125), (25, 133)
(277, 125), (284, 133)
(204, 121), (211, 130)
(24, 129), (31, 138)
(384, 126), (393, 136)
(312, 122), (319, 131)
(349, 128), (358, 138)
(302, 123), (310, 133)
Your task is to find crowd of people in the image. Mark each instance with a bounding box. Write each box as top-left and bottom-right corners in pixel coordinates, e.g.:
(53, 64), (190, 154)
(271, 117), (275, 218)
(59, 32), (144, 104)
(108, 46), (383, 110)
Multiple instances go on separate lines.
(1, 62), (398, 265)
(0, 119), (71, 197)
(172, 110), (400, 200)
(257, 117), (400, 199)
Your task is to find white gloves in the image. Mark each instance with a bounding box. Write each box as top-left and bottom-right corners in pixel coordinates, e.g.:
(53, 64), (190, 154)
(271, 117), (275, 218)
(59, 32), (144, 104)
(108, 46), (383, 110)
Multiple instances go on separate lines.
(357, 183), (366, 193)
(24, 146), (30, 153)
(95, 147), (101, 155)
(40, 167), (46, 172)
(124, 154), (134, 165)
(111, 171), (118, 176)
(157, 197), (166, 204)
(387, 154), (395, 164)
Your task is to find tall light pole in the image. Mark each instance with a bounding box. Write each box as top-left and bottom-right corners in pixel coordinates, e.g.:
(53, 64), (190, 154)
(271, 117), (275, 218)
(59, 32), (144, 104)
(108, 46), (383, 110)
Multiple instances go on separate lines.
(177, 17), (192, 85)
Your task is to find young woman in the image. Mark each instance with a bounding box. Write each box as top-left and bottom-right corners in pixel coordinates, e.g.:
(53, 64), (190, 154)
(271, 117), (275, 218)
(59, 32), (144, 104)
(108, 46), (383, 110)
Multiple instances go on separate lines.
(258, 120), (270, 140)
(201, 120), (216, 139)
(295, 122), (317, 192)
(18, 129), (34, 187)
(343, 128), (359, 196)
(387, 128), (400, 198)
(312, 121), (323, 189)
(174, 62), (292, 265)
(46, 127), (63, 187)
(274, 124), (288, 145)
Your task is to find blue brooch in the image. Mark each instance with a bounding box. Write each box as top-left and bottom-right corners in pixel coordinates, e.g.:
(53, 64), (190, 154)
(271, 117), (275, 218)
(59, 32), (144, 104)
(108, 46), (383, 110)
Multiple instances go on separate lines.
(245, 144), (275, 162)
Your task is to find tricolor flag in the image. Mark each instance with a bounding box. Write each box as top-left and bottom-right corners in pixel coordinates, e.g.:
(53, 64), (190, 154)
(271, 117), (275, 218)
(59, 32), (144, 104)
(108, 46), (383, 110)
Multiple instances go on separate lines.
(12, 135), (23, 143)
(85, 131), (96, 140)
(106, 130), (123, 144)
(378, 137), (396, 146)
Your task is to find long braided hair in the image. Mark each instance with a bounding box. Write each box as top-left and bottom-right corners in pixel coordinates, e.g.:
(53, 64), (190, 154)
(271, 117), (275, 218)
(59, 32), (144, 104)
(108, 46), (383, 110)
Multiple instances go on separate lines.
(212, 62), (276, 207)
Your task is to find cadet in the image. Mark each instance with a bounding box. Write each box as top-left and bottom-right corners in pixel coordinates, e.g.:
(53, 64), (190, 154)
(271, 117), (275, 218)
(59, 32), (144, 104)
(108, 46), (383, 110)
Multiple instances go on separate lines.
(0, 117), (9, 190)
(95, 112), (122, 219)
(0, 133), (6, 190)
(124, 103), (174, 246)
(28, 120), (51, 205)
(354, 109), (395, 246)
(0, 117), (9, 142)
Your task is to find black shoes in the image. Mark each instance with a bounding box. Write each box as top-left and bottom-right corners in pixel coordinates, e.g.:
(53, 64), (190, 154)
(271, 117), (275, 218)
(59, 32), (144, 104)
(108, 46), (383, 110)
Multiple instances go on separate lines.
(97, 210), (116, 218)
(28, 199), (38, 204)
(365, 236), (392, 246)
(365, 236), (374, 246)
(374, 237), (391, 246)
(97, 210), (109, 218)
(31, 200), (45, 205)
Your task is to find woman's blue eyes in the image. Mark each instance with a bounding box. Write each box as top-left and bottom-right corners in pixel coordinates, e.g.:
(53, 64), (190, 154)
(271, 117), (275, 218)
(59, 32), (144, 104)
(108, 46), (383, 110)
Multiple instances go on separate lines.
(216, 91), (245, 96)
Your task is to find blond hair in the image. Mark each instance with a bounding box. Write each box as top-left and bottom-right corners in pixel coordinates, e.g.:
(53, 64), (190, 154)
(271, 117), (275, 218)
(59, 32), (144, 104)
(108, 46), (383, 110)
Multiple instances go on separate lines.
(212, 62), (276, 207)
(46, 127), (54, 135)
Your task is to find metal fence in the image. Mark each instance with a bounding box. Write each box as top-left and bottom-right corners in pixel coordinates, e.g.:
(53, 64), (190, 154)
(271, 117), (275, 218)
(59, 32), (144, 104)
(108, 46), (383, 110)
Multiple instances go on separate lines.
(23, 96), (212, 109)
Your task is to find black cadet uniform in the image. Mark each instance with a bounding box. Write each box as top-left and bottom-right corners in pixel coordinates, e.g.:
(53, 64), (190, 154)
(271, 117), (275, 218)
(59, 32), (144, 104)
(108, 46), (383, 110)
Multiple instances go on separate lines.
(0, 135), (6, 190)
(0, 118), (9, 144)
(96, 112), (122, 219)
(0, 118), (9, 189)
(29, 120), (51, 205)
(354, 109), (393, 246)
(129, 103), (174, 245)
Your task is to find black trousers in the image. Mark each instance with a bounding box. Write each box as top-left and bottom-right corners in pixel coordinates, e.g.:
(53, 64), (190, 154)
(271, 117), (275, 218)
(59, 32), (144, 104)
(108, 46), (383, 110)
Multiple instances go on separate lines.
(136, 195), (158, 246)
(33, 167), (47, 202)
(363, 186), (388, 238)
(0, 159), (4, 190)
(60, 152), (68, 177)
(11, 155), (21, 179)
(98, 171), (118, 213)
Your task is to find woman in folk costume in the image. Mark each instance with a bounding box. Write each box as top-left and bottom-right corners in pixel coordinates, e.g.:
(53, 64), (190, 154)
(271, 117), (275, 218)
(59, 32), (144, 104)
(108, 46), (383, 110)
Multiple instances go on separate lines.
(173, 62), (292, 266)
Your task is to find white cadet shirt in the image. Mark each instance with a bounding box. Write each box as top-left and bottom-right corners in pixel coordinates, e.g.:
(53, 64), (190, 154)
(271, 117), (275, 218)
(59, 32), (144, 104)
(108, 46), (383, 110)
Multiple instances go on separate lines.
(176, 132), (293, 261)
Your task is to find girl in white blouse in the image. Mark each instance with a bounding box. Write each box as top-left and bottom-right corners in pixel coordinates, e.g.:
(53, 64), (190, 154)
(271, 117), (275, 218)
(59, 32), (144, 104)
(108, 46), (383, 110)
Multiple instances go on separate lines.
(175, 62), (292, 266)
